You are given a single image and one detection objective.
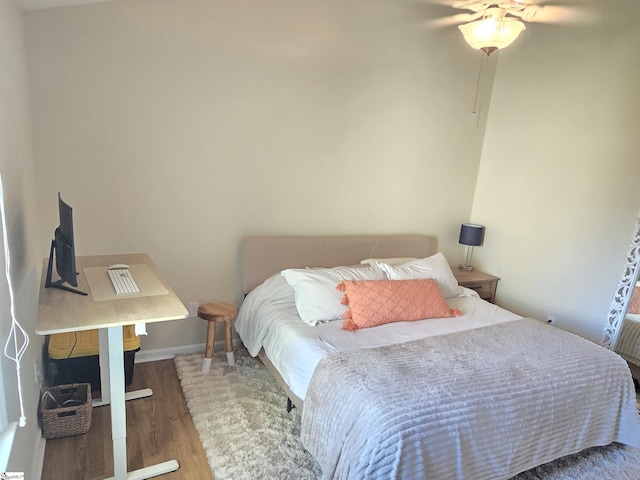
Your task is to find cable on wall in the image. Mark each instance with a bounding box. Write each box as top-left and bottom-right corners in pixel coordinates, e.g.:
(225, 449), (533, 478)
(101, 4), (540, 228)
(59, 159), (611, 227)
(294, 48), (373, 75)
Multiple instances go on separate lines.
(0, 171), (30, 428)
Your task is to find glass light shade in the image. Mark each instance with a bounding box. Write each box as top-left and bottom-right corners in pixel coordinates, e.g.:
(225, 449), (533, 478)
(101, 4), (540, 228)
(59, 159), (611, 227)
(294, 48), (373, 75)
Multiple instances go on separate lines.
(459, 17), (526, 53)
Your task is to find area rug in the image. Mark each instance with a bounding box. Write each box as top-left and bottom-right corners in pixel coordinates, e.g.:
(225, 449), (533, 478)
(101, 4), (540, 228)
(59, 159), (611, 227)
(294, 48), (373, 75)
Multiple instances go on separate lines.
(175, 349), (640, 480)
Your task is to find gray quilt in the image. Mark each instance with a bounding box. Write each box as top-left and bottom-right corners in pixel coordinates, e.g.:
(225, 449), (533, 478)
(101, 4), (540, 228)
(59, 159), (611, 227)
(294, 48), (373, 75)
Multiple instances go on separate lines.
(300, 318), (640, 480)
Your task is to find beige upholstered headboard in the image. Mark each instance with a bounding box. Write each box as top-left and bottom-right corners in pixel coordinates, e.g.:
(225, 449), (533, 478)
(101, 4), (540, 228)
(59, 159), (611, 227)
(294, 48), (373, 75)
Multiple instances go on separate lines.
(241, 234), (437, 294)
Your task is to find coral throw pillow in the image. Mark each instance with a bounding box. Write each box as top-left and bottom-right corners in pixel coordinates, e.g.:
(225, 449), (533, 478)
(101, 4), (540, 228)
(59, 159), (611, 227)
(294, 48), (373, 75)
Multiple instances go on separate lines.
(337, 279), (462, 331)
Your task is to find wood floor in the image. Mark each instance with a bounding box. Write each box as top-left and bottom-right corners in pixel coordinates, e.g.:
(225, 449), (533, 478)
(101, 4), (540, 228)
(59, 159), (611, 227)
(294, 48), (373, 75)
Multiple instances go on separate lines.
(41, 359), (214, 480)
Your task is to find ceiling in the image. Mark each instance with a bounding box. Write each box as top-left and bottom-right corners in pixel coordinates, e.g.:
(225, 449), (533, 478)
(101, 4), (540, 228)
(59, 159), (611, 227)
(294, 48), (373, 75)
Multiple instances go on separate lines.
(18, 0), (640, 35)
(20, 0), (111, 10)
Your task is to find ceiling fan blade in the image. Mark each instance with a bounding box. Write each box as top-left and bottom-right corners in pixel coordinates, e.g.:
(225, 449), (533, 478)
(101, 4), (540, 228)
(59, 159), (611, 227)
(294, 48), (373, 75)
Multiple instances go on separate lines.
(451, 1), (487, 12)
(425, 11), (483, 28)
(518, 5), (597, 25)
(410, 0), (461, 7)
(429, 0), (460, 5)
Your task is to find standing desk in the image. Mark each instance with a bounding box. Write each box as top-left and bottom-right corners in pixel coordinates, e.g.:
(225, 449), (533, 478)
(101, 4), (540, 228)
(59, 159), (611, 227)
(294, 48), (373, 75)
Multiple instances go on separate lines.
(36, 253), (188, 480)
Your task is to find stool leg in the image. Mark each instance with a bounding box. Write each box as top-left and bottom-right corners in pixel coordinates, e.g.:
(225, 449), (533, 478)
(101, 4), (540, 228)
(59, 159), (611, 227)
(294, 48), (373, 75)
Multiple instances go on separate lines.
(225, 319), (235, 366)
(202, 320), (216, 373)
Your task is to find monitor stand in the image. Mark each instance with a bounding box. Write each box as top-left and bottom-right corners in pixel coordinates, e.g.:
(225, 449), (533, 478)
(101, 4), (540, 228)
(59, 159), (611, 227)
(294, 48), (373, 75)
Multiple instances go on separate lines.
(44, 239), (87, 296)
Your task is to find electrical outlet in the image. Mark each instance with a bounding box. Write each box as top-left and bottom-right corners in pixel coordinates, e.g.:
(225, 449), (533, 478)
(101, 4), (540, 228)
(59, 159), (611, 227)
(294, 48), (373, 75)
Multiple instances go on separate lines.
(189, 302), (200, 317)
(546, 315), (556, 326)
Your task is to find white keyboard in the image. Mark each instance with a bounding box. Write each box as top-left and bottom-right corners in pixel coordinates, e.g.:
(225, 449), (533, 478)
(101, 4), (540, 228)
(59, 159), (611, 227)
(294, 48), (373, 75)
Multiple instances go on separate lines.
(107, 268), (141, 295)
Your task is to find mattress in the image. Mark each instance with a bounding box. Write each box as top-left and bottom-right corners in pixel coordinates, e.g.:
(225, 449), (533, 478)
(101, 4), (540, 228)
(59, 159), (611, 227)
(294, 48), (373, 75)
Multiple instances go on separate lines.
(616, 314), (640, 367)
(235, 272), (522, 401)
(300, 318), (640, 479)
(235, 236), (640, 479)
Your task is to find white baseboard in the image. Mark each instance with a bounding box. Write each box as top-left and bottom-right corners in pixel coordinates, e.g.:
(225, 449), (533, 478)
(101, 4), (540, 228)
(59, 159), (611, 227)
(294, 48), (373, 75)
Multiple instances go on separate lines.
(135, 343), (204, 363)
(32, 428), (45, 480)
(134, 339), (242, 363)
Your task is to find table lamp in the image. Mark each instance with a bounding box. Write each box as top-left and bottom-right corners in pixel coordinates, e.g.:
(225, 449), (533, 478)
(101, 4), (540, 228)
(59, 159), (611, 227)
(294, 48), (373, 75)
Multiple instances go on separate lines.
(458, 223), (485, 271)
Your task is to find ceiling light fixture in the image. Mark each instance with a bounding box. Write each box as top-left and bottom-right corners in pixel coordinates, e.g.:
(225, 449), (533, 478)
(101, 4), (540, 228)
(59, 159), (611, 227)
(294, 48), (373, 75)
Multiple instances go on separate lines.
(458, 9), (526, 55)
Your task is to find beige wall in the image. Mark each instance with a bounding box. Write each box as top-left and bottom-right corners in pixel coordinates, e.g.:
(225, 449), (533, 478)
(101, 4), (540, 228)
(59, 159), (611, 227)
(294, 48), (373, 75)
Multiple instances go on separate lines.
(24, 0), (492, 350)
(7, 0), (638, 473)
(0, 0), (45, 475)
(23, 0), (639, 353)
(472, 3), (640, 341)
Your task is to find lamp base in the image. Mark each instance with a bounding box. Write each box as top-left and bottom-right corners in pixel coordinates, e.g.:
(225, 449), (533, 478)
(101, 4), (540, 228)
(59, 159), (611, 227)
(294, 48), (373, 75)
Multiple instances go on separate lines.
(458, 264), (475, 272)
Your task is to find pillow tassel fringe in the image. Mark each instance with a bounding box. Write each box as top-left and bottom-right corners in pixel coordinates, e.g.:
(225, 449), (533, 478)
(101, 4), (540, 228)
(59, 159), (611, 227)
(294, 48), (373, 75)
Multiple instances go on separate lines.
(342, 318), (358, 331)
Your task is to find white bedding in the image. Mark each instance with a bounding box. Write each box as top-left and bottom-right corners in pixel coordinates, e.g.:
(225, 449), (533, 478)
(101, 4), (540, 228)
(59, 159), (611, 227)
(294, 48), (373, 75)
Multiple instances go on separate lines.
(235, 273), (522, 401)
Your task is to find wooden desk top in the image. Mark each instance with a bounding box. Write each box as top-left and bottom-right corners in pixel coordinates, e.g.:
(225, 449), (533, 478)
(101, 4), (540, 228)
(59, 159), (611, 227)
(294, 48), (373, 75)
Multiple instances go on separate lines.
(36, 253), (188, 335)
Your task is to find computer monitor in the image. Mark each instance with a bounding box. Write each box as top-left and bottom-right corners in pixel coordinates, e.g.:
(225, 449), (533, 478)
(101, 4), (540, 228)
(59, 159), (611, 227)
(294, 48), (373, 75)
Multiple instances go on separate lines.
(45, 193), (87, 295)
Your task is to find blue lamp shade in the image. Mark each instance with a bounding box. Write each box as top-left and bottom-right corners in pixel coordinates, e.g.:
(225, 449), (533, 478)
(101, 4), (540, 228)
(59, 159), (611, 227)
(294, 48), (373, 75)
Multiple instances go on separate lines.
(459, 223), (485, 247)
(458, 223), (485, 271)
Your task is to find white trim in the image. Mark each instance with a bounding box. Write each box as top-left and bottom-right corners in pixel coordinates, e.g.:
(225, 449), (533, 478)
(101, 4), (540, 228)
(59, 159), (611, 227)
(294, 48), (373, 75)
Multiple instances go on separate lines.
(31, 430), (45, 480)
(135, 343), (204, 363)
(20, 0), (112, 10)
(0, 355), (9, 459)
(0, 421), (17, 471)
(134, 339), (242, 364)
(602, 210), (640, 349)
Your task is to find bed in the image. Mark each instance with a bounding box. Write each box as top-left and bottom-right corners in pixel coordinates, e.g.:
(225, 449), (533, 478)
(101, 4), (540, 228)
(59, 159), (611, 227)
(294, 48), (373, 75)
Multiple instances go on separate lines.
(234, 234), (640, 480)
(614, 283), (640, 381)
(617, 315), (640, 383)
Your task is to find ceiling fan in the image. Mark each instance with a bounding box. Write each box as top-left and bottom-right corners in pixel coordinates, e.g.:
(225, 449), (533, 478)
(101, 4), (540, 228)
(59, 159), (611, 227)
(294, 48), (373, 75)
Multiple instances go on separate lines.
(429, 1), (594, 55)
(421, 1), (593, 125)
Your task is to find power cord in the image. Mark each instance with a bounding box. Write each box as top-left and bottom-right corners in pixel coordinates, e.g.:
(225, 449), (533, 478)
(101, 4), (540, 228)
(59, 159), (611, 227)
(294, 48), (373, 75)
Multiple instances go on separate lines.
(0, 172), (30, 428)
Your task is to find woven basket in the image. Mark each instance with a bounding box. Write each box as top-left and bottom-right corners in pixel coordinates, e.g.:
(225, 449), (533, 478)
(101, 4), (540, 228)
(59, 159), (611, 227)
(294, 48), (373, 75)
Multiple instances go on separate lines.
(41, 383), (92, 439)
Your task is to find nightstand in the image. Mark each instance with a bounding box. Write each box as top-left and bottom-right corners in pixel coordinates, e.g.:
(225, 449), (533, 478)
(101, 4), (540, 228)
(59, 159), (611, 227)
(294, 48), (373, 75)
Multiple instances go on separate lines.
(453, 268), (500, 303)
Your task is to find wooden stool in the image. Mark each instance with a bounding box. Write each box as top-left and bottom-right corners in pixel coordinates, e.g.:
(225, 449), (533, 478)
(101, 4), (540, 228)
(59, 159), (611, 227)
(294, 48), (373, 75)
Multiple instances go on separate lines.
(197, 302), (237, 372)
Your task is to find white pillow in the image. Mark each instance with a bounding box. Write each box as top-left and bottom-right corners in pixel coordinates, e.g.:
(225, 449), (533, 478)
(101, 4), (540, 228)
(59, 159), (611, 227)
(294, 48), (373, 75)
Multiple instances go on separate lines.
(360, 257), (418, 266)
(378, 252), (459, 298)
(281, 265), (385, 325)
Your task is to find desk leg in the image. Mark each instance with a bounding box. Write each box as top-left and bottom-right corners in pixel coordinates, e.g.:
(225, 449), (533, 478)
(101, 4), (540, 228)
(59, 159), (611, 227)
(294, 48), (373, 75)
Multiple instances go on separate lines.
(93, 389), (154, 408)
(104, 461), (180, 480)
(108, 326), (128, 480)
(93, 329), (152, 408)
(102, 326), (179, 480)
(98, 328), (111, 405)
